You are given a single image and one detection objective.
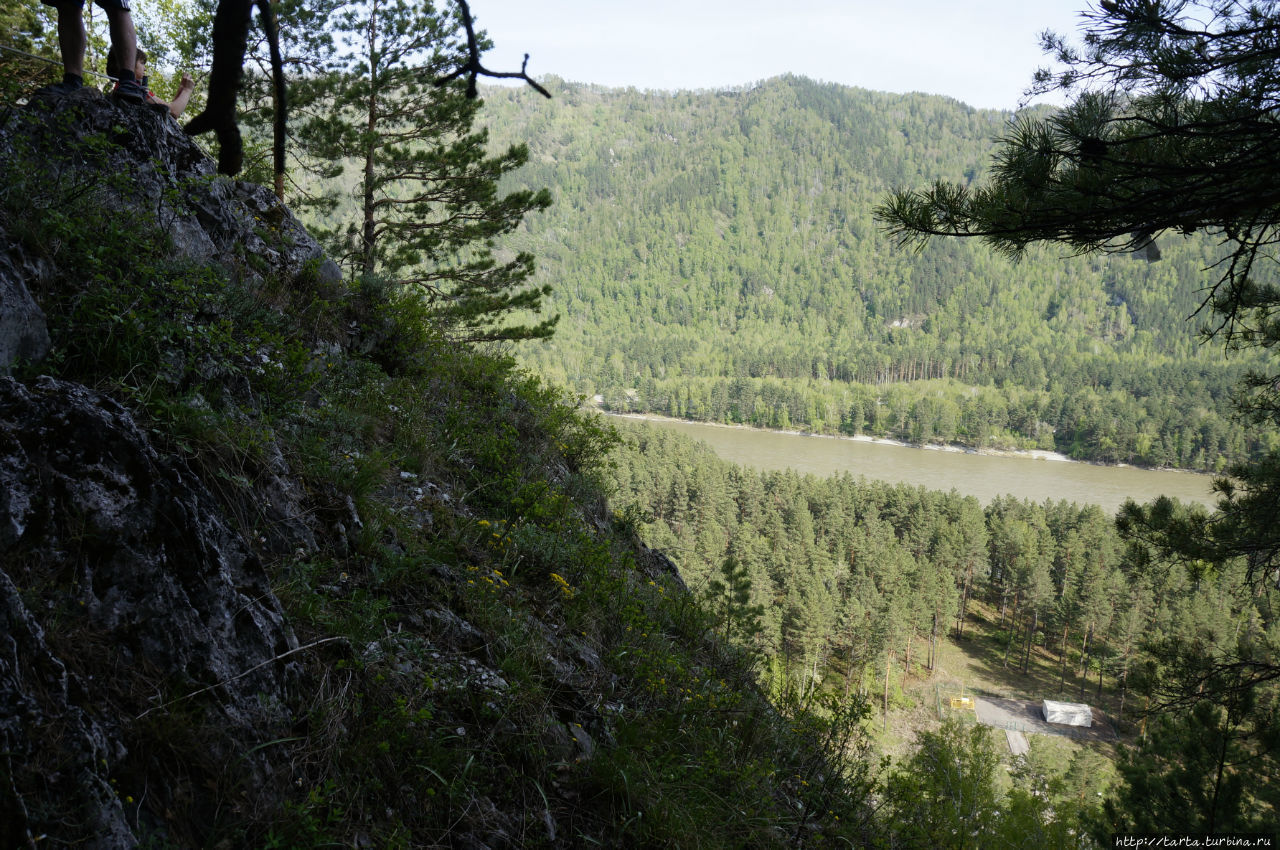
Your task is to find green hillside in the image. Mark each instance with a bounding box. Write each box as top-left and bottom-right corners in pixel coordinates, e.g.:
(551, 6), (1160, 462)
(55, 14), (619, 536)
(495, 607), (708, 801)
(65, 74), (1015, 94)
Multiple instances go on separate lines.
(470, 76), (1269, 470)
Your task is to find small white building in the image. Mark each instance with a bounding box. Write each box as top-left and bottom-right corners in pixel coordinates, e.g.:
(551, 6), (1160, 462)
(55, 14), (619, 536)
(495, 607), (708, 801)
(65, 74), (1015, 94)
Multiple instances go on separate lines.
(1042, 699), (1092, 727)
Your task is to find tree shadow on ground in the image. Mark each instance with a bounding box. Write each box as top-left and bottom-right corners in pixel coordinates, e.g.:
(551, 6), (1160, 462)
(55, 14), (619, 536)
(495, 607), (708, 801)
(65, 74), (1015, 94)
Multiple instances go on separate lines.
(946, 608), (1122, 718)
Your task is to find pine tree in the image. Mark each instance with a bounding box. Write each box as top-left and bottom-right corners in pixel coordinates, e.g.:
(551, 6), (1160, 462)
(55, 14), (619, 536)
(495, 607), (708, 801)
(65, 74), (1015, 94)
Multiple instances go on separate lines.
(884, 720), (1000, 848)
(704, 554), (765, 651)
(291, 0), (555, 342)
(879, 0), (1280, 688)
(1099, 697), (1275, 836)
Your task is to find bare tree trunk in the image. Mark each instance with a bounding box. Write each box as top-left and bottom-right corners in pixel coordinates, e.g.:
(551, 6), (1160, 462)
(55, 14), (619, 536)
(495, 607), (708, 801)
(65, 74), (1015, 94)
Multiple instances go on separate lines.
(1003, 593), (1019, 669)
(956, 563), (973, 638)
(1077, 624), (1093, 702)
(1058, 622), (1070, 692)
(883, 651), (892, 732)
(1118, 658), (1130, 722)
(1022, 609), (1038, 673)
(360, 6), (381, 279)
(1208, 715), (1233, 834)
(929, 610), (938, 673)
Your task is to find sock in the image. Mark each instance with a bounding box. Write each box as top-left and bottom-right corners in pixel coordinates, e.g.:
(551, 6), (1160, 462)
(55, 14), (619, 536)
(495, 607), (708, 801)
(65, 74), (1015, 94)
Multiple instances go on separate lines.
(61, 72), (83, 88)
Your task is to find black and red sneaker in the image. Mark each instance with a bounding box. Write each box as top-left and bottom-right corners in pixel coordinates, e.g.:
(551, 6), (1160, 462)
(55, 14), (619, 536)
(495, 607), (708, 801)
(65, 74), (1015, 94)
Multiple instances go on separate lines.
(112, 78), (146, 105)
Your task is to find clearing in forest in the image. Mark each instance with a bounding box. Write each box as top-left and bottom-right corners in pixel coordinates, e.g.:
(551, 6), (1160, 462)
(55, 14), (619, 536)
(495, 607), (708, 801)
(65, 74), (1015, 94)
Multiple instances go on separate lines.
(974, 696), (1118, 742)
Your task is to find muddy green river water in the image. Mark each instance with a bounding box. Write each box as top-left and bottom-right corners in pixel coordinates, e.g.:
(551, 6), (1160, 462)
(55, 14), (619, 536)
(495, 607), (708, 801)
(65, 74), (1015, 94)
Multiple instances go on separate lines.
(615, 415), (1216, 514)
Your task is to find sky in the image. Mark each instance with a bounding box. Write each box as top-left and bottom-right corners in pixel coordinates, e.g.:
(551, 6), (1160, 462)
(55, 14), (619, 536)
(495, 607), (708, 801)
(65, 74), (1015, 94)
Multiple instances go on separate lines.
(469, 0), (1095, 111)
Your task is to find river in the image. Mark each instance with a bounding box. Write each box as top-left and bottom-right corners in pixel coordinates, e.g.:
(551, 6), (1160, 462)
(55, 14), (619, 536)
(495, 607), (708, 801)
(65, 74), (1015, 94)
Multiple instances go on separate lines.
(612, 414), (1217, 515)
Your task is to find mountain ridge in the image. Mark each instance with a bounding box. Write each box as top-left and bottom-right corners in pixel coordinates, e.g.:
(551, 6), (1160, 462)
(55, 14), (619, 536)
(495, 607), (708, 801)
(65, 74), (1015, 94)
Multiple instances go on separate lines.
(457, 75), (1268, 471)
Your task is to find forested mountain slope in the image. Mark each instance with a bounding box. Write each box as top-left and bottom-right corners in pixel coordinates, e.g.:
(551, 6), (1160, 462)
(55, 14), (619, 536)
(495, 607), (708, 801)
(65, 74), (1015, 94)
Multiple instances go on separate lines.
(472, 75), (1270, 470)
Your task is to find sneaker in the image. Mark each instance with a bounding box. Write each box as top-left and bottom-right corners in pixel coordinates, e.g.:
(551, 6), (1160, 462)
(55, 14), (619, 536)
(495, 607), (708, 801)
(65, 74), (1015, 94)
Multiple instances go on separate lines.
(112, 78), (146, 105)
(53, 74), (83, 93)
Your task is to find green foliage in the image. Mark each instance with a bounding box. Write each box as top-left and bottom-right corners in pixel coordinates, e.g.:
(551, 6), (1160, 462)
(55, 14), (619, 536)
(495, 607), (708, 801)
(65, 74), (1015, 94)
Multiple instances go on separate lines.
(880, 2), (1280, 358)
(876, 4), (1280, 837)
(284, 0), (556, 343)
(878, 0), (1280, 610)
(611, 418), (1280, 834)
(1099, 698), (1279, 837)
(705, 555), (765, 650)
(0, 0), (204, 111)
(608, 423), (1131, 712)
(262, 781), (346, 849)
(0, 0), (60, 101)
(884, 720), (1000, 848)
(884, 720), (1097, 848)
(439, 76), (1270, 470)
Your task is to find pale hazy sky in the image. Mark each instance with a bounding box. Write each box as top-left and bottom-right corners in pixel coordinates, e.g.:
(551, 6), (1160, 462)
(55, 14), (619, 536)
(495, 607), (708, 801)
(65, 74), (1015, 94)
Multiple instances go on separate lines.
(470, 1), (1095, 110)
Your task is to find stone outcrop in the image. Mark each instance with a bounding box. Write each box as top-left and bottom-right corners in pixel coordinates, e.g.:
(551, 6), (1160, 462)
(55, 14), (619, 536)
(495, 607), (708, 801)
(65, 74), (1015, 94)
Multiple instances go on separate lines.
(0, 85), (340, 366)
(0, 87), (324, 848)
(0, 242), (49, 375)
(0, 376), (300, 846)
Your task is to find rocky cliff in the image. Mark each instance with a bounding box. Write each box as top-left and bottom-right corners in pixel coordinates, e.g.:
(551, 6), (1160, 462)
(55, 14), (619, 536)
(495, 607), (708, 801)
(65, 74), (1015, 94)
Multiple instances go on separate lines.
(0, 86), (339, 847)
(0, 85), (868, 848)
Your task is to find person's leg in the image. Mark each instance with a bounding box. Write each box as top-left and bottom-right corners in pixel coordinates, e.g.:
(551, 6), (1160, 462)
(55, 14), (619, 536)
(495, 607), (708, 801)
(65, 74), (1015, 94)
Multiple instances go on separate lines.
(92, 0), (144, 102)
(101, 4), (136, 83)
(49, 0), (87, 81)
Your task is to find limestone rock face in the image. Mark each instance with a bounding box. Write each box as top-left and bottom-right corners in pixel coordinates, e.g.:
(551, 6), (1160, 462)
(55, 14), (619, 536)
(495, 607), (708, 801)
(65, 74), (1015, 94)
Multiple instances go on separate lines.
(0, 242), (49, 374)
(0, 86), (339, 377)
(0, 375), (297, 700)
(0, 376), (299, 847)
(0, 85), (341, 288)
(0, 89), (327, 848)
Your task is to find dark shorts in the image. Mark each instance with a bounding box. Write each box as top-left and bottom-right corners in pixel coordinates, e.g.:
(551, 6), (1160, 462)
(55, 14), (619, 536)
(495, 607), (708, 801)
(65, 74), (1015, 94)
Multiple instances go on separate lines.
(41, 0), (131, 11)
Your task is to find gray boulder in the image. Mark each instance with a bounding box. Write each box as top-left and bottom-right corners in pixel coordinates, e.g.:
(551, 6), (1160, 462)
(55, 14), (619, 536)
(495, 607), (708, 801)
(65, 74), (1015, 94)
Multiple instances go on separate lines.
(1, 85), (341, 286)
